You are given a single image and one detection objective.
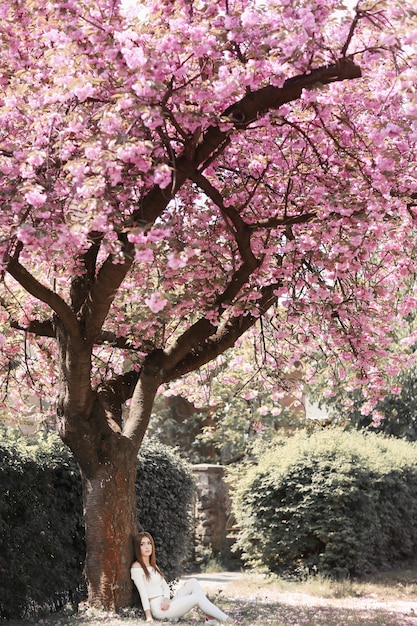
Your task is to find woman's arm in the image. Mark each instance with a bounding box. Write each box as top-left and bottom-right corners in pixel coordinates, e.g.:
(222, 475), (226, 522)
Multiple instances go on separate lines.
(131, 568), (152, 614)
(144, 608), (153, 622)
(158, 573), (171, 611)
(162, 576), (171, 600)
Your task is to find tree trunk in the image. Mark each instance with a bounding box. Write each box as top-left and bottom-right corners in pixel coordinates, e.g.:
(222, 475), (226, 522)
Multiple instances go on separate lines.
(55, 320), (163, 610)
(59, 381), (160, 609)
(80, 435), (138, 610)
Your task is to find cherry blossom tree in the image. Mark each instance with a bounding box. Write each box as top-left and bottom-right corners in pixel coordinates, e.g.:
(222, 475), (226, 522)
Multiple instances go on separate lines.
(1, 0), (416, 611)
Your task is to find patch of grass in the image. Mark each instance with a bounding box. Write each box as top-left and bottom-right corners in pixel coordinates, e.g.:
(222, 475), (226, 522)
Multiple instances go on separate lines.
(222, 570), (364, 602)
(359, 565), (417, 601)
(201, 557), (225, 573)
(224, 566), (417, 603)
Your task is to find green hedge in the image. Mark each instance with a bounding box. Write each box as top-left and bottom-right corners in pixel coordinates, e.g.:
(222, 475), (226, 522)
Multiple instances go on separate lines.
(0, 429), (194, 619)
(135, 438), (195, 582)
(230, 430), (417, 579)
(0, 429), (85, 619)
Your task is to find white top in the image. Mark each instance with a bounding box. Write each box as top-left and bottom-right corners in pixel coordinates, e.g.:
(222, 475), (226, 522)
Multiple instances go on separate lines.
(131, 565), (170, 612)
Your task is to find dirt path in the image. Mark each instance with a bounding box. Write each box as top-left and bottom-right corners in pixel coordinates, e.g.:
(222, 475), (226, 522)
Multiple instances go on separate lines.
(181, 571), (417, 617)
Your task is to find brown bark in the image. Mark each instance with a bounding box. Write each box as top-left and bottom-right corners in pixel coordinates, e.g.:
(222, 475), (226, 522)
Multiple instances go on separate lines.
(51, 311), (135, 609)
(70, 377), (159, 610)
(56, 326), (161, 609)
(80, 436), (138, 610)
(134, 57), (362, 227)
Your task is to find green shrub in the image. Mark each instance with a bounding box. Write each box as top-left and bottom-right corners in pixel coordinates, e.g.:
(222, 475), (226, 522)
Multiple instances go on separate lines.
(0, 428), (85, 619)
(136, 436), (195, 581)
(0, 429), (195, 619)
(229, 430), (417, 579)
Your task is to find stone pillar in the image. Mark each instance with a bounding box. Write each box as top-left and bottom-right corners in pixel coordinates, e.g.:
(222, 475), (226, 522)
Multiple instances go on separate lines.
(192, 464), (229, 561)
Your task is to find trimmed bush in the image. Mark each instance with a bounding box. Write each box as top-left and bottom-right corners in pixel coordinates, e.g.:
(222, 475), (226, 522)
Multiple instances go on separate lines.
(230, 430), (417, 579)
(0, 429), (85, 619)
(0, 429), (195, 619)
(136, 437), (195, 581)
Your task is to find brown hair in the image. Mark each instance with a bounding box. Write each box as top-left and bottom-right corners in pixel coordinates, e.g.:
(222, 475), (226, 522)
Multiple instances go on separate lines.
(132, 532), (164, 580)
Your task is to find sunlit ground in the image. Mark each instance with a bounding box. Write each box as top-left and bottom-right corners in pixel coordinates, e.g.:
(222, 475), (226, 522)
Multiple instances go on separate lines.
(5, 566), (417, 626)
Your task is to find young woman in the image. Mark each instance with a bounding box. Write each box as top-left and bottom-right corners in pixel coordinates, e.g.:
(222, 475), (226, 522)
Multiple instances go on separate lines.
(131, 532), (235, 624)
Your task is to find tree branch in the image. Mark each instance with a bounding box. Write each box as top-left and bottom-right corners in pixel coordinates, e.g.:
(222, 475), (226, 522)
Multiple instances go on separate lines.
(163, 284), (278, 382)
(97, 330), (156, 353)
(97, 368), (141, 418)
(192, 168), (317, 232)
(221, 58), (362, 130)
(132, 57), (362, 226)
(70, 231), (103, 314)
(249, 212), (317, 230)
(80, 238), (135, 344)
(10, 319), (55, 337)
(6, 258), (79, 338)
(161, 176), (264, 370)
(190, 170), (259, 271)
(161, 261), (266, 371)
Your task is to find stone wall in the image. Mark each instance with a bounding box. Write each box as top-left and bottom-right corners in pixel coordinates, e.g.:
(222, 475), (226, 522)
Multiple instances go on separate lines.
(191, 464), (232, 561)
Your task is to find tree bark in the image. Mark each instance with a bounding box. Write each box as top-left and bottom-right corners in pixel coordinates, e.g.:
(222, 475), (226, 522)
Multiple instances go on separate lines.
(80, 435), (138, 610)
(62, 392), (141, 610)
(53, 320), (132, 609)
(56, 323), (162, 609)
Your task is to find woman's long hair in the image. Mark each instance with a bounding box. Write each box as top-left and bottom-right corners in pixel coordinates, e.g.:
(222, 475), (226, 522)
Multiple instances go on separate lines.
(132, 532), (164, 580)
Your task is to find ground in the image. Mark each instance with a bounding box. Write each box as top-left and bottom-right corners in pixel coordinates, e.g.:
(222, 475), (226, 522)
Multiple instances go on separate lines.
(183, 569), (417, 618)
(5, 565), (417, 625)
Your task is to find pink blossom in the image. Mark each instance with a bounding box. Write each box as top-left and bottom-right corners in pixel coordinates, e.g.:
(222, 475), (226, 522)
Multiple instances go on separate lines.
(167, 253), (187, 269)
(25, 189), (47, 207)
(85, 144), (102, 160)
(16, 224), (37, 244)
(371, 411), (385, 428)
(27, 151), (47, 167)
(242, 390), (258, 401)
(205, 309), (219, 325)
(73, 82), (96, 102)
(241, 8), (260, 28)
(135, 248), (154, 263)
(153, 164), (172, 189)
(121, 46), (147, 70)
(145, 292), (168, 313)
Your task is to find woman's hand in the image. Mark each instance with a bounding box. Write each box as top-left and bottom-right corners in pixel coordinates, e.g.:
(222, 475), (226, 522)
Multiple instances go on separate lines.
(160, 598), (171, 611)
(145, 618), (154, 623)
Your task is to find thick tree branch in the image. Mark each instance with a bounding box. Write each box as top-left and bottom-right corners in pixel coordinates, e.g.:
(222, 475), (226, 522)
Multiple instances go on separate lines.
(163, 284), (278, 382)
(6, 258), (80, 338)
(80, 239), (135, 344)
(190, 170), (259, 270)
(0, 295), (55, 337)
(249, 212), (317, 230)
(222, 58), (362, 129)
(97, 330), (156, 353)
(10, 319), (55, 337)
(70, 231), (103, 314)
(133, 57), (362, 226)
(99, 369), (140, 406)
(3, 315), (152, 352)
(162, 237), (262, 371)
(104, 283), (278, 410)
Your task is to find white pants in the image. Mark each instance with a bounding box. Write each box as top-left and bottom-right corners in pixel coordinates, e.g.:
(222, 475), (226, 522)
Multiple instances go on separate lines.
(149, 577), (228, 622)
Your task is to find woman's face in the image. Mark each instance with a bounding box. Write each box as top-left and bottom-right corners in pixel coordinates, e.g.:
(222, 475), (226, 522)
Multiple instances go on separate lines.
(140, 536), (153, 559)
